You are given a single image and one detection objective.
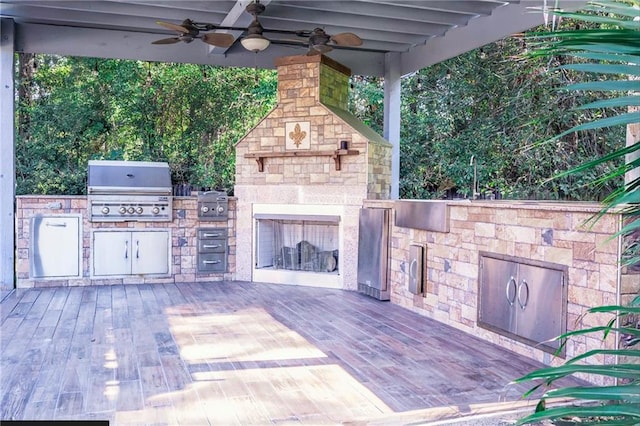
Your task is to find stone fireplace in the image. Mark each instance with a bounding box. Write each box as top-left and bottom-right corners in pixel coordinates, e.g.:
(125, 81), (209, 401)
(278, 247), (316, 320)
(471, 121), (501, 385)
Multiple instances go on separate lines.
(234, 54), (392, 289)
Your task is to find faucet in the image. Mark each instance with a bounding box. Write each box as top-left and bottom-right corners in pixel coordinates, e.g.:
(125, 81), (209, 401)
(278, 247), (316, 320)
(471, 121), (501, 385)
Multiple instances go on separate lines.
(470, 155), (478, 200)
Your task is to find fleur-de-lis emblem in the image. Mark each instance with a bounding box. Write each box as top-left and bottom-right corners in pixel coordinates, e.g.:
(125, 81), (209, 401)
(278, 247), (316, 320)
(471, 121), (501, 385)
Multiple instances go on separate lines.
(288, 123), (307, 148)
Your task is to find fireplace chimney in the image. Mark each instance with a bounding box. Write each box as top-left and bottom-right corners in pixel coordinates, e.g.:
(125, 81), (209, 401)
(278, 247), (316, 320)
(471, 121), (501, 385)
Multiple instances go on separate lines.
(234, 54), (392, 290)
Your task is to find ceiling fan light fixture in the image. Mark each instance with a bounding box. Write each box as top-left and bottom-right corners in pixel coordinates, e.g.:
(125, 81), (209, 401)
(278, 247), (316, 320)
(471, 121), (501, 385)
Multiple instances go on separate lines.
(241, 34), (270, 52)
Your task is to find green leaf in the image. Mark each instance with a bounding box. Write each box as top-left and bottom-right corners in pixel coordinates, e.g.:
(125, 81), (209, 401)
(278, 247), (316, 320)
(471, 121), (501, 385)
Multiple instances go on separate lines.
(516, 404), (640, 425)
(620, 219), (640, 234)
(551, 112), (640, 139)
(544, 385), (640, 402)
(565, 81), (640, 92)
(567, 51), (640, 64)
(587, 1), (640, 17)
(558, 63), (640, 75)
(514, 363), (640, 383)
(588, 305), (640, 314)
(577, 95), (640, 109)
(545, 10), (640, 29)
(566, 349), (640, 365)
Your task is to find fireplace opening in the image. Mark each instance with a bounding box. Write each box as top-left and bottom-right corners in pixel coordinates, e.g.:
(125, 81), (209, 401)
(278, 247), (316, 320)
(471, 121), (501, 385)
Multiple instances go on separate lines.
(255, 216), (339, 274)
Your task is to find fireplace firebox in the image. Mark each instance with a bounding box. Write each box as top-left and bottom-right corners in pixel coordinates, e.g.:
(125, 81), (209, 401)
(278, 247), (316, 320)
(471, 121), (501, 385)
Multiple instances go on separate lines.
(255, 216), (339, 274)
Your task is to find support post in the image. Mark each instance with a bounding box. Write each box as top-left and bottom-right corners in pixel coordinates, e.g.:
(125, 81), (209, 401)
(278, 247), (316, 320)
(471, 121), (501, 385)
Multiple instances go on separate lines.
(384, 52), (401, 200)
(0, 18), (15, 290)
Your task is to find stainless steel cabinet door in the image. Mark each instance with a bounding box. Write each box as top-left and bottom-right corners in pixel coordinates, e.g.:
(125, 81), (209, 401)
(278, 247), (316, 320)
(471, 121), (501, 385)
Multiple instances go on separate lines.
(31, 215), (81, 278)
(131, 231), (169, 275)
(93, 231), (131, 276)
(515, 263), (565, 350)
(357, 208), (389, 291)
(478, 256), (518, 333)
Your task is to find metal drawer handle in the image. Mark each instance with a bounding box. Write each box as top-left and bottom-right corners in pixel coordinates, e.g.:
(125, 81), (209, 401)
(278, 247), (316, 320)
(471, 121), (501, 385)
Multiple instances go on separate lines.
(203, 260), (221, 265)
(124, 240), (129, 259)
(45, 222), (67, 227)
(203, 233), (222, 238)
(505, 276), (517, 306)
(203, 244), (221, 249)
(136, 240), (139, 259)
(518, 279), (530, 310)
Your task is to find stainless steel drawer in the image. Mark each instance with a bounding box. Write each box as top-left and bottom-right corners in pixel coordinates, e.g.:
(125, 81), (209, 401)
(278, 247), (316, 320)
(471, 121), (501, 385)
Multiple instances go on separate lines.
(197, 227), (228, 274)
(198, 239), (226, 253)
(198, 229), (226, 239)
(198, 253), (226, 272)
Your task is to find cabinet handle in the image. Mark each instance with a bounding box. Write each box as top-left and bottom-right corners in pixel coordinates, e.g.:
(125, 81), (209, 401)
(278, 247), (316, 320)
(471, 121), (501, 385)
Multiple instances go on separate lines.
(505, 276), (517, 306)
(409, 259), (417, 280)
(124, 240), (128, 259)
(136, 240), (139, 259)
(45, 222), (67, 227)
(203, 233), (222, 238)
(203, 260), (221, 265)
(518, 279), (530, 309)
(203, 244), (221, 249)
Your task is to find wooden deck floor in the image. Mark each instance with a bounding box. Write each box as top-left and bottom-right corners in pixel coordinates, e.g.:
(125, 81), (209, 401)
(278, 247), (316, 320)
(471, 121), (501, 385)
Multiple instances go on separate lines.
(1, 282), (574, 425)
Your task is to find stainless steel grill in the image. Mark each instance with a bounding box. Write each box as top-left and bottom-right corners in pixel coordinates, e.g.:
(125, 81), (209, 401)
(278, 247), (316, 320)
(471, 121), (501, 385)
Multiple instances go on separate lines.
(88, 160), (173, 222)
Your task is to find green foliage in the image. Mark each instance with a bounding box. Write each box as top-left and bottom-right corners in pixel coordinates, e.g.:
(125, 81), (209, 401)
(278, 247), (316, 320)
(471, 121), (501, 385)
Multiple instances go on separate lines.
(15, 57), (277, 195)
(512, 1), (640, 424)
(513, 302), (640, 425)
(349, 20), (626, 201)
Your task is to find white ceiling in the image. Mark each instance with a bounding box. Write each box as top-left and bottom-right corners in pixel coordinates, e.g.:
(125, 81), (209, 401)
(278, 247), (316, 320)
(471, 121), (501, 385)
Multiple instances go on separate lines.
(0, 0), (585, 76)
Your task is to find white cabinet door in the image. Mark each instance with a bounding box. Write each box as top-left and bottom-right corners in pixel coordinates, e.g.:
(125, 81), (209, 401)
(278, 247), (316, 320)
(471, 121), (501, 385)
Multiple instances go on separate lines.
(93, 231), (131, 276)
(131, 231), (169, 275)
(31, 215), (81, 278)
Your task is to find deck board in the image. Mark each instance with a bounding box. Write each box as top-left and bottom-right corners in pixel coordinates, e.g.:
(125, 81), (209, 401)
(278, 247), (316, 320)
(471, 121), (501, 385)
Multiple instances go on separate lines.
(1, 281), (584, 424)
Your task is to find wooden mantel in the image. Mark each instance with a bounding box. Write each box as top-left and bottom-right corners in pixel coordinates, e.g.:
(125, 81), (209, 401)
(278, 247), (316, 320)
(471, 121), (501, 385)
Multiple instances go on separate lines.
(244, 149), (360, 172)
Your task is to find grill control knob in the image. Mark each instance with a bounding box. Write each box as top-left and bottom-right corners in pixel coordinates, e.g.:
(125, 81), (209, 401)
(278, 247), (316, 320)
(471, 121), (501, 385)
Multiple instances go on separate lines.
(217, 205), (225, 214)
(201, 206), (209, 213)
(119, 206), (127, 214)
(151, 206), (160, 215)
(127, 207), (135, 214)
(101, 206), (110, 215)
(136, 207), (144, 214)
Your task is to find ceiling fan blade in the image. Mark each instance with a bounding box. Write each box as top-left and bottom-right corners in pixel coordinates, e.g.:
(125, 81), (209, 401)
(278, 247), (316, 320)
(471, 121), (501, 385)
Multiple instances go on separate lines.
(156, 21), (190, 34)
(152, 37), (182, 45)
(201, 33), (235, 48)
(330, 32), (363, 47)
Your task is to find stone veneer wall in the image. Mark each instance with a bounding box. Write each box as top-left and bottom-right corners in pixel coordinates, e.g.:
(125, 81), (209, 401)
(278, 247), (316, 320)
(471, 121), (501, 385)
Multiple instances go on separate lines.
(366, 199), (629, 385)
(15, 195), (236, 287)
(234, 55), (392, 288)
(235, 55), (391, 195)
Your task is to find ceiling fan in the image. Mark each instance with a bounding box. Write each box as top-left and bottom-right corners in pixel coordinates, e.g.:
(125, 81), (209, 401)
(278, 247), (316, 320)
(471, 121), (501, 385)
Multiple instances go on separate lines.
(152, 0), (363, 55)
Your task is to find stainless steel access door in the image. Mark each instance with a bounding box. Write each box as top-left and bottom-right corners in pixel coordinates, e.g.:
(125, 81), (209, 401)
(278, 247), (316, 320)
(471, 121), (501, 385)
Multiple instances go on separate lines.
(478, 252), (567, 355)
(131, 231), (170, 275)
(93, 230), (170, 276)
(478, 256), (518, 333)
(357, 208), (390, 300)
(515, 263), (565, 349)
(30, 215), (81, 278)
(93, 231), (131, 276)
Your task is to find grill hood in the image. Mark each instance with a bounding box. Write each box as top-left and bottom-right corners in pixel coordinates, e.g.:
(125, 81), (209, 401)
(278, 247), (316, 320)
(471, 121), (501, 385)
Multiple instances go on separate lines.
(88, 160), (172, 195)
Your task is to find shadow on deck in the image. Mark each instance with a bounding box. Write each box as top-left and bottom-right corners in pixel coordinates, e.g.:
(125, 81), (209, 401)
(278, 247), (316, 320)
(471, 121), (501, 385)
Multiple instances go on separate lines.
(1, 282), (579, 425)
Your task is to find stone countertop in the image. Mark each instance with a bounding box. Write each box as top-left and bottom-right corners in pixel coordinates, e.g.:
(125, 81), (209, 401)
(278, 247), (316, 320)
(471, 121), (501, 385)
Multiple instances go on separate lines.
(363, 198), (613, 213)
(448, 199), (613, 213)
